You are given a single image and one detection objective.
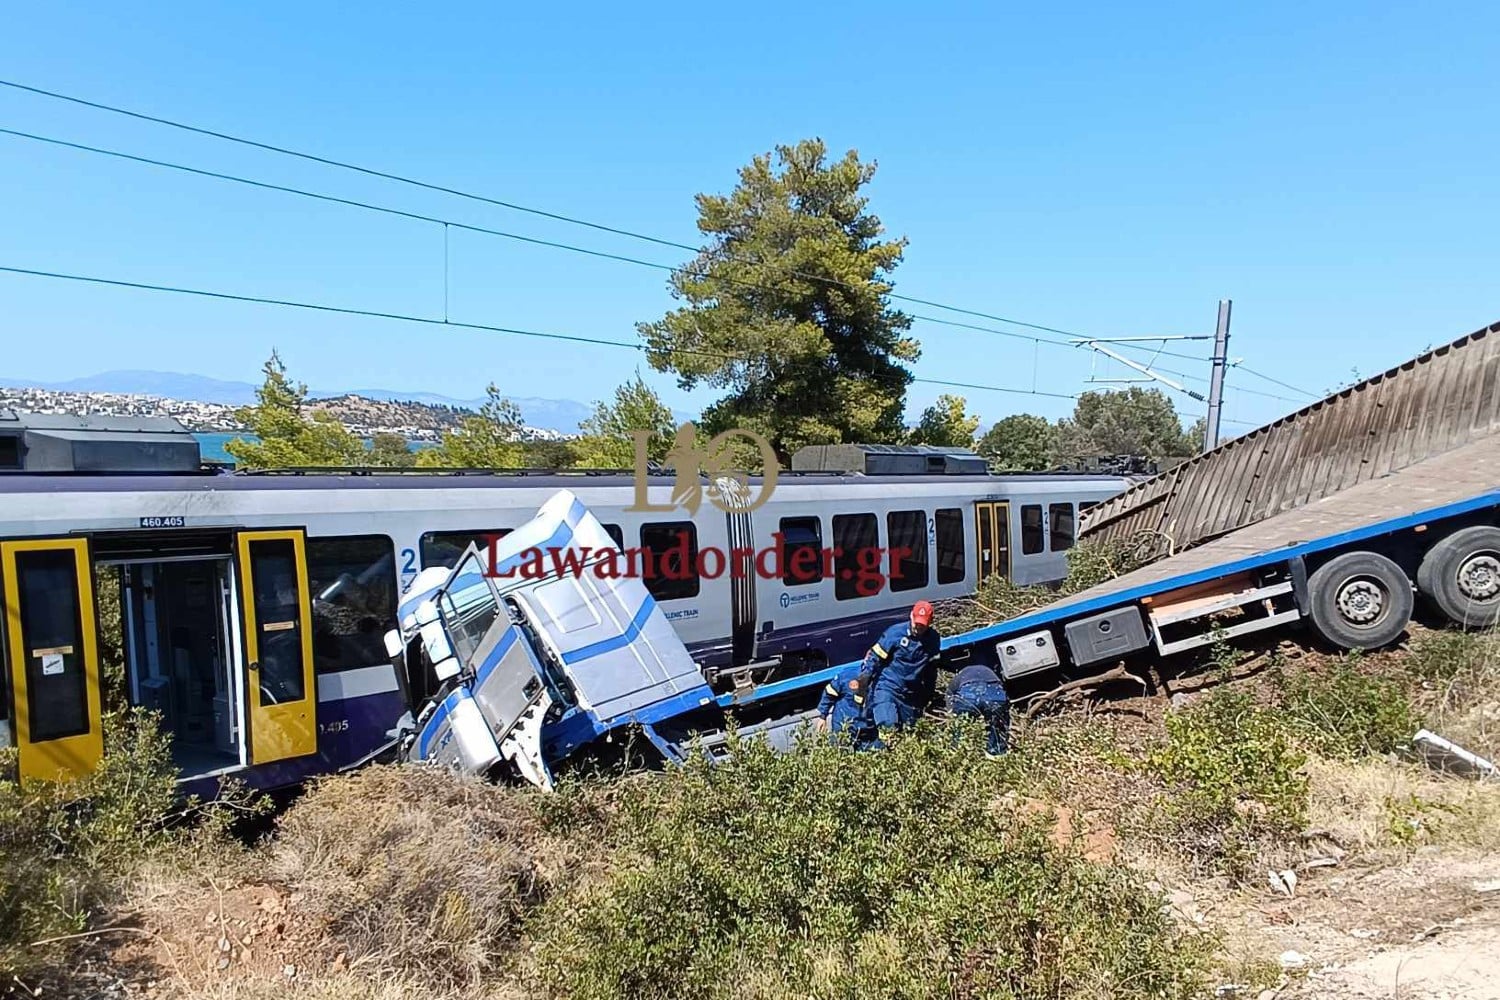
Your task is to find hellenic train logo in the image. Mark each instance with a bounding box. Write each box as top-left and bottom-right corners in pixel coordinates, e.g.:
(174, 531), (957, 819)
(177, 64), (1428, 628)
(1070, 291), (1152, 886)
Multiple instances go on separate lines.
(779, 592), (819, 609)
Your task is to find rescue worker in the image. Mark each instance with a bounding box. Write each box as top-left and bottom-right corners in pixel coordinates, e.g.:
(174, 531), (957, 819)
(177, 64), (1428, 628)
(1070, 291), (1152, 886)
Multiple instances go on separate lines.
(864, 600), (942, 733)
(945, 663), (1011, 758)
(814, 664), (876, 748)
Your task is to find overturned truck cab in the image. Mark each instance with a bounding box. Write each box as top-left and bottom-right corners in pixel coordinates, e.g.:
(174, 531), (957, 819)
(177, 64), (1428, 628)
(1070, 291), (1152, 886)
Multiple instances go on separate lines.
(384, 490), (721, 789)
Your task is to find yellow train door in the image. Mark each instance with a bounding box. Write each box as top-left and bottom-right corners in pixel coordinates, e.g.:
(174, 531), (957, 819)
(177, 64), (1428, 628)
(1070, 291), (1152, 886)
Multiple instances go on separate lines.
(974, 501), (1012, 585)
(236, 529), (317, 764)
(1, 537), (103, 784)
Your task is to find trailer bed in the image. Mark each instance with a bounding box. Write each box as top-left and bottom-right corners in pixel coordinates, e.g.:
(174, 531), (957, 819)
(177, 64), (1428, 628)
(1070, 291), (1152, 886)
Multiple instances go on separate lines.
(953, 434), (1500, 649)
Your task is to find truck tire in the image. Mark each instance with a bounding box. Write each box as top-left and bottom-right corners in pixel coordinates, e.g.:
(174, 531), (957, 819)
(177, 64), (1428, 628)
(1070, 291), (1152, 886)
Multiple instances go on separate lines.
(1416, 525), (1500, 628)
(1306, 551), (1413, 651)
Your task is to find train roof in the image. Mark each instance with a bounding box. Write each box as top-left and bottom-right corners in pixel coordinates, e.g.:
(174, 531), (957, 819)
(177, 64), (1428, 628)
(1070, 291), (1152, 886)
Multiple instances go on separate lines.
(0, 467), (1133, 494)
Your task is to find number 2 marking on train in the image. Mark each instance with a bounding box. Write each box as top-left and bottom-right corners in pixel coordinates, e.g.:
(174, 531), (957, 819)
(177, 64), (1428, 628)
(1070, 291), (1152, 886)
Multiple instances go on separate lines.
(399, 548), (417, 592)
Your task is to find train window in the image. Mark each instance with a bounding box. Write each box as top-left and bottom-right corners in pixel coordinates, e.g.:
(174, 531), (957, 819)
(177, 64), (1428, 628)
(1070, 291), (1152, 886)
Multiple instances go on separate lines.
(779, 517), (823, 586)
(1079, 501), (1099, 513)
(0, 434), (19, 470)
(935, 508), (966, 584)
(887, 510), (929, 592)
(307, 536), (399, 675)
(639, 522), (700, 601)
(420, 529), (511, 570)
(833, 513), (881, 600)
(14, 549), (90, 742)
(601, 523), (625, 549)
(1021, 505), (1045, 555)
(1049, 503), (1075, 552)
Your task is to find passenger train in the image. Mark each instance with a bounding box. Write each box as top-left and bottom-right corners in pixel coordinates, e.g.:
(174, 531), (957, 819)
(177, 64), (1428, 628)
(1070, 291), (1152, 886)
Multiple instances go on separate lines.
(0, 467), (1128, 791)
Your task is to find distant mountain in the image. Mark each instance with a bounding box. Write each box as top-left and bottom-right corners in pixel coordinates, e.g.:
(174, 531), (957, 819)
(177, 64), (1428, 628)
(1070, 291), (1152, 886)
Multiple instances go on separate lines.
(0, 370), (690, 433)
(0, 370), (263, 406)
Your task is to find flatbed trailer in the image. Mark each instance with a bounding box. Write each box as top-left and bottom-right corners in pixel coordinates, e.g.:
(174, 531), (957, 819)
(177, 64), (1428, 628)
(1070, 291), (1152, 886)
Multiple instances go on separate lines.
(719, 434), (1500, 720)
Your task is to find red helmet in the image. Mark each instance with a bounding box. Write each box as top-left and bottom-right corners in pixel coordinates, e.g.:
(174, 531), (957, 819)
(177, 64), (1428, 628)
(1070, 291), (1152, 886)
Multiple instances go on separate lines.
(911, 600), (934, 626)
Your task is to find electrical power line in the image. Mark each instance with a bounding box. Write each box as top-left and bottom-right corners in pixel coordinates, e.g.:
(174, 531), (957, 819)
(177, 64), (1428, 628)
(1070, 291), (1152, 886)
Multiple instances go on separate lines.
(0, 124), (1204, 368)
(1232, 362), (1317, 399)
(0, 263), (1081, 402)
(0, 77), (1211, 364)
(0, 126), (1089, 357)
(0, 78), (1316, 413)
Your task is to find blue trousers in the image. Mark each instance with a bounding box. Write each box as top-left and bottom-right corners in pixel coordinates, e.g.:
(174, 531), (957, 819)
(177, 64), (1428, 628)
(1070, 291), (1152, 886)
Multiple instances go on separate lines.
(948, 680), (1010, 756)
(872, 693), (920, 731)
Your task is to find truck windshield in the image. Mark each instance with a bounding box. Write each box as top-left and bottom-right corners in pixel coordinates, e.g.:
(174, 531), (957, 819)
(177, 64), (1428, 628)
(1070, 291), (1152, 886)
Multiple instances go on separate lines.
(439, 553), (500, 666)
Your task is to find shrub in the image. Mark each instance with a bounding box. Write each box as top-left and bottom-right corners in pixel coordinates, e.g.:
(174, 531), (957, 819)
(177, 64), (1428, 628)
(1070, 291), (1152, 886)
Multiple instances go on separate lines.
(524, 727), (1212, 1000)
(1146, 688), (1308, 875)
(0, 708), (179, 981)
(1276, 656), (1418, 759)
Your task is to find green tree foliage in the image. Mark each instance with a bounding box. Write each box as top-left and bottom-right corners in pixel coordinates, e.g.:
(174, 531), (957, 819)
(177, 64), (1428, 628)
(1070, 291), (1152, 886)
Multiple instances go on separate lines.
(225, 352), (365, 469)
(978, 413), (1057, 470)
(638, 139), (918, 463)
(417, 384), (525, 468)
(572, 373), (678, 469)
(368, 432), (416, 468)
(906, 393), (979, 448)
(522, 438), (581, 469)
(1051, 388), (1198, 466)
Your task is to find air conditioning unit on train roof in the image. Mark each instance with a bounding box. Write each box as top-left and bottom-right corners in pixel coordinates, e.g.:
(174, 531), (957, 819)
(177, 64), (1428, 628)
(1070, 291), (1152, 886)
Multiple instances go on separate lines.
(0, 409), (202, 473)
(789, 443), (988, 476)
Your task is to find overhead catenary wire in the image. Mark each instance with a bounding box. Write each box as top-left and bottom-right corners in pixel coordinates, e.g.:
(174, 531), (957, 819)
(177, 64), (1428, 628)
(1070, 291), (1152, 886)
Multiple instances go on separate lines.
(1231, 362), (1317, 399)
(0, 80), (1315, 417)
(0, 126), (1126, 358)
(0, 264), (1082, 402)
(0, 79), (1210, 364)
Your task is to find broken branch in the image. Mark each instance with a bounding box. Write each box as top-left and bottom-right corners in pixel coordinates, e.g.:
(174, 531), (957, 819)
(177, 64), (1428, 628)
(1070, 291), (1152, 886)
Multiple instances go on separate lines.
(1020, 664), (1146, 721)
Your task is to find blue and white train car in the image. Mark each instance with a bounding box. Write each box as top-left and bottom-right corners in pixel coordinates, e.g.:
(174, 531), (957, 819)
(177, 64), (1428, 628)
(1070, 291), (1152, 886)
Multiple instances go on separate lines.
(0, 467), (1126, 793)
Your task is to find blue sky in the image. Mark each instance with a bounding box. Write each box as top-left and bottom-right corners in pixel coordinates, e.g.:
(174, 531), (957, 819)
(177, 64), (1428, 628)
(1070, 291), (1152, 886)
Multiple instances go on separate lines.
(2, 2), (1497, 435)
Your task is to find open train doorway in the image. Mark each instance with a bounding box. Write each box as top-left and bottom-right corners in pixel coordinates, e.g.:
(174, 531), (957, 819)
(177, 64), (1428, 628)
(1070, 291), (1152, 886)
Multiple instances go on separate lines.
(118, 556), (241, 777)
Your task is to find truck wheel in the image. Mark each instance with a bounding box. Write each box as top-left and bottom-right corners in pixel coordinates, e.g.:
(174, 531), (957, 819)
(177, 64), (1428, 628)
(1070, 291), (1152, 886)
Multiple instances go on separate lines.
(1416, 526), (1500, 627)
(1307, 551), (1413, 651)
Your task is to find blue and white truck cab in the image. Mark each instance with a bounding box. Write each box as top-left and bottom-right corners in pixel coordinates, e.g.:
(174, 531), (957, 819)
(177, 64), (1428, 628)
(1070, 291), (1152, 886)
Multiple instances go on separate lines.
(383, 489), (724, 789)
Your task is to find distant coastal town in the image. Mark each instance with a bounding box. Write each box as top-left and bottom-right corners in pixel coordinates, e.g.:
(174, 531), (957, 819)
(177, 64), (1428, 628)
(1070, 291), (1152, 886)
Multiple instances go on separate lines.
(0, 386), (573, 443)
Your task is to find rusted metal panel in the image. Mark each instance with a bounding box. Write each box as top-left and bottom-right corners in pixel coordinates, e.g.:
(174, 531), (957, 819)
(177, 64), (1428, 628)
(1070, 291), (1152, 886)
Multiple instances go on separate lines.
(1079, 319), (1500, 557)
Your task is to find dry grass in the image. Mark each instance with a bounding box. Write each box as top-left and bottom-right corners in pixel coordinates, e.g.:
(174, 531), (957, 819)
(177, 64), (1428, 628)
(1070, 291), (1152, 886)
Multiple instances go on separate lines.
(154, 970), (521, 1000)
(1305, 754), (1500, 857)
(1404, 628), (1500, 762)
(267, 765), (578, 989)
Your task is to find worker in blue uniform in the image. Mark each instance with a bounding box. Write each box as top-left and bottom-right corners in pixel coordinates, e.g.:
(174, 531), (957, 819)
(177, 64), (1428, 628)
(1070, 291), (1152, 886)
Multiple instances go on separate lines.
(814, 664), (876, 748)
(864, 600), (943, 733)
(946, 663), (1011, 758)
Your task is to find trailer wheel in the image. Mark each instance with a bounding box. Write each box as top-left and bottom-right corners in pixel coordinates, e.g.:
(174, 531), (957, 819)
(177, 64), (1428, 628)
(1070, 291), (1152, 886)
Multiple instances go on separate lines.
(1307, 551), (1413, 651)
(1416, 525), (1500, 628)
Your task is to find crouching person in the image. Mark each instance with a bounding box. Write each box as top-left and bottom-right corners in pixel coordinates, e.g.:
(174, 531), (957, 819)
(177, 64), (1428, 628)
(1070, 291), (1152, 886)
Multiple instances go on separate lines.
(815, 665), (877, 749)
(946, 664), (1011, 758)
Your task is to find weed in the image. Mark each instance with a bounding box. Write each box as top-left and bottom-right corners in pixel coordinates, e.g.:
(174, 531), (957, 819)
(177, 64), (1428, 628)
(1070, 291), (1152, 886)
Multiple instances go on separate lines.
(1402, 628), (1500, 760)
(1145, 687), (1308, 876)
(0, 708), (179, 982)
(1276, 656), (1417, 759)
